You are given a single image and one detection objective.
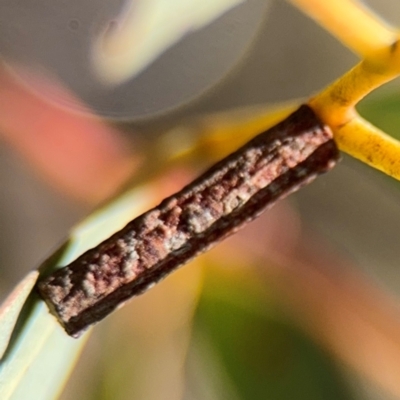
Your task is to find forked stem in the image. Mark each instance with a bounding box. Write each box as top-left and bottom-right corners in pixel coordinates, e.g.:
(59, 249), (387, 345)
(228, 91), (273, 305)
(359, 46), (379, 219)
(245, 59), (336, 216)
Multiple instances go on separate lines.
(292, 0), (400, 181)
(307, 39), (400, 179)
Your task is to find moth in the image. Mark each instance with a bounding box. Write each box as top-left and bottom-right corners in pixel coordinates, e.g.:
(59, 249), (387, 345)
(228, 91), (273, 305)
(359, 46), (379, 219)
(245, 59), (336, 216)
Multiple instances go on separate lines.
(37, 104), (339, 337)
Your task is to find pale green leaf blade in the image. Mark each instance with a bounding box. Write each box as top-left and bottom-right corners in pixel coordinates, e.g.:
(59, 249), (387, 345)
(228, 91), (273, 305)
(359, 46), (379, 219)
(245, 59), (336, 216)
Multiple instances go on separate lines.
(0, 184), (154, 400)
(92, 0), (245, 84)
(0, 271), (39, 360)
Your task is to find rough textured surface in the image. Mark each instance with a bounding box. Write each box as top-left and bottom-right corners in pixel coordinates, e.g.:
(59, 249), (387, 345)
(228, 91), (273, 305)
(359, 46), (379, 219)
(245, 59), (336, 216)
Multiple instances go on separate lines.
(37, 105), (339, 337)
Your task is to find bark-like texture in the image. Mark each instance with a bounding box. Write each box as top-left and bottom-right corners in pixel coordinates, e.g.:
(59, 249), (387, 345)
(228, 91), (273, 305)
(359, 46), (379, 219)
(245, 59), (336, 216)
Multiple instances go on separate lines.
(37, 105), (339, 337)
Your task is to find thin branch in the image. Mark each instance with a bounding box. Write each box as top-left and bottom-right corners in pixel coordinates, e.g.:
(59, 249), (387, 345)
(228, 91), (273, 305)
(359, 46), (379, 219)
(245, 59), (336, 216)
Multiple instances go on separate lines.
(308, 60), (397, 127)
(333, 116), (400, 180)
(37, 105), (339, 337)
(306, 28), (400, 181)
(289, 0), (397, 57)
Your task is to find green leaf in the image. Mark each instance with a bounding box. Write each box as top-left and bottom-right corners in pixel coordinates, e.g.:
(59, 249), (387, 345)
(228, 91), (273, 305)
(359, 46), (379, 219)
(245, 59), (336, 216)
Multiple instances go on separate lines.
(0, 184), (155, 400)
(193, 267), (353, 400)
(0, 271), (39, 360)
(92, 0), (246, 84)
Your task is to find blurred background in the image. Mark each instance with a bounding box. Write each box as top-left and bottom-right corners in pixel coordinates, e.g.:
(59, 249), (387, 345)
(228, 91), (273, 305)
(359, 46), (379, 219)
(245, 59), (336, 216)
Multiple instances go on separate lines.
(2, 0), (400, 398)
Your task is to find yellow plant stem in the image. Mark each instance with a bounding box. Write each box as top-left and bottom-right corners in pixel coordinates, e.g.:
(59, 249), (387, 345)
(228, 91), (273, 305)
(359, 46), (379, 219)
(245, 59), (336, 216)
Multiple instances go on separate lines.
(335, 117), (400, 180)
(151, 103), (298, 168)
(289, 0), (396, 57)
(308, 35), (400, 180)
(309, 57), (400, 127)
(185, 103), (297, 161)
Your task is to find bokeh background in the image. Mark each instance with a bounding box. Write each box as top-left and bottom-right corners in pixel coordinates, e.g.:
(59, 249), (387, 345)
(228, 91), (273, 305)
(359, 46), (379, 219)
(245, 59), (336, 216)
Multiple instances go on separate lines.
(2, 0), (400, 399)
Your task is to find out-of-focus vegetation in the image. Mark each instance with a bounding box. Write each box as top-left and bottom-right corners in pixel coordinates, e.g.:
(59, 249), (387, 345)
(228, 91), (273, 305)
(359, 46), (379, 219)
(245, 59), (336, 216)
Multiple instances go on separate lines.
(2, 1), (400, 399)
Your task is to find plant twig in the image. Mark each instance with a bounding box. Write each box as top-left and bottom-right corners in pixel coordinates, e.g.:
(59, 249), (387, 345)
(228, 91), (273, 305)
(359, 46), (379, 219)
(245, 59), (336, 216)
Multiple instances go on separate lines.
(308, 43), (400, 179)
(289, 0), (397, 57)
(333, 116), (400, 179)
(37, 105), (339, 337)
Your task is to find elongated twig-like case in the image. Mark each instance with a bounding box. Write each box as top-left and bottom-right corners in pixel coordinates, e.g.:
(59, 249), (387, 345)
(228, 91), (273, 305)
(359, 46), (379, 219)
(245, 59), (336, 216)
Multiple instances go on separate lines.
(37, 105), (339, 337)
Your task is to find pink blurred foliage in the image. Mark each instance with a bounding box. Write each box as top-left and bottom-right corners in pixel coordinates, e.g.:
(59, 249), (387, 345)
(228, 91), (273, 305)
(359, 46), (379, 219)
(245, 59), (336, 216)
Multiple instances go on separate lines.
(0, 66), (139, 205)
